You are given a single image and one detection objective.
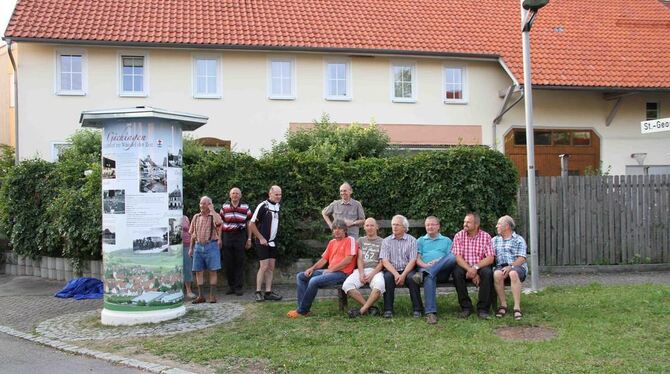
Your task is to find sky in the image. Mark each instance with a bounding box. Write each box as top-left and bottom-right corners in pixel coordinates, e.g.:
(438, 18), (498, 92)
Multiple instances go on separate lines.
(0, 0), (18, 45)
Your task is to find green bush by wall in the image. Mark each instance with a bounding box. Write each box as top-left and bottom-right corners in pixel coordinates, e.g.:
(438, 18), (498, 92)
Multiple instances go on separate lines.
(0, 122), (519, 266)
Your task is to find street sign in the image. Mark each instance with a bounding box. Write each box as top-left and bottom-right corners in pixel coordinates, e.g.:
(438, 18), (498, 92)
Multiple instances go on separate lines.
(641, 117), (670, 134)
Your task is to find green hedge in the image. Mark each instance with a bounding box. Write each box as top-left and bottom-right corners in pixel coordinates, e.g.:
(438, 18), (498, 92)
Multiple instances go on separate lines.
(0, 128), (519, 266)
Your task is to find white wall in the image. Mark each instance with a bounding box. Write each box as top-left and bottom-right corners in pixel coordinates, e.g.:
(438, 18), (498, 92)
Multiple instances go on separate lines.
(16, 43), (511, 158)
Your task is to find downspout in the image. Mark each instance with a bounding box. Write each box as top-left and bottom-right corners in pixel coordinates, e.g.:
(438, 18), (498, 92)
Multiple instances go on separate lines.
(6, 39), (18, 164)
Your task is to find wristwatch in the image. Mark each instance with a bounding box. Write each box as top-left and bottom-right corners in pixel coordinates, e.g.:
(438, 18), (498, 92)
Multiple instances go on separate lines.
(473, 265), (480, 270)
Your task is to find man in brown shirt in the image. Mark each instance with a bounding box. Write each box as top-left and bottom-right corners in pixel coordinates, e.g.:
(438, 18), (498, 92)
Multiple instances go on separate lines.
(189, 196), (223, 303)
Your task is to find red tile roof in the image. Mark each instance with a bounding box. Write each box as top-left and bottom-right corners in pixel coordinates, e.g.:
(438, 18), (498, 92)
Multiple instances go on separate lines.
(5, 0), (670, 89)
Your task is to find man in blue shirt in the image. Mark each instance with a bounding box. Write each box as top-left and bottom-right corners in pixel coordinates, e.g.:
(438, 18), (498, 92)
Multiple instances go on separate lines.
(412, 216), (456, 324)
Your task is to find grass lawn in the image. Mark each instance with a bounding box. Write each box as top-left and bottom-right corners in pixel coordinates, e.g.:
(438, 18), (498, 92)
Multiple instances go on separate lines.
(141, 284), (670, 373)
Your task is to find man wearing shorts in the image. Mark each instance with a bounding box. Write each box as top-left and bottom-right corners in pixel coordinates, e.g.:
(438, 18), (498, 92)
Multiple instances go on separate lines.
(342, 217), (385, 318)
(492, 215), (528, 321)
(249, 185), (283, 302)
(189, 196), (223, 304)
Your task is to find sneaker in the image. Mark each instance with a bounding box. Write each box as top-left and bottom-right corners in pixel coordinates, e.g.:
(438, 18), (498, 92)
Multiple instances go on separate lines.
(264, 291), (283, 301)
(192, 295), (206, 304)
(478, 310), (490, 320)
(412, 271), (424, 285)
(254, 291), (265, 302)
(413, 311), (423, 318)
(287, 310), (311, 318)
(348, 308), (361, 318)
(458, 309), (472, 319)
(382, 311), (393, 319)
(368, 306), (381, 317)
(426, 313), (438, 325)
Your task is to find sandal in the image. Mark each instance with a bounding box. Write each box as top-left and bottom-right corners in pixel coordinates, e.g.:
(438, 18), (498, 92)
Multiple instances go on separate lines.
(495, 306), (507, 318)
(514, 309), (523, 320)
(348, 308), (361, 318)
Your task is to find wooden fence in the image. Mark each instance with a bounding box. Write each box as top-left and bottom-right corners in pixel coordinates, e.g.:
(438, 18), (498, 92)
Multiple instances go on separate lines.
(517, 175), (670, 266)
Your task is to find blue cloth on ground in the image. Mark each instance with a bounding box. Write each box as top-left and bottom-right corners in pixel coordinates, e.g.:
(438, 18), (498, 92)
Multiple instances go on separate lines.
(54, 277), (104, 300)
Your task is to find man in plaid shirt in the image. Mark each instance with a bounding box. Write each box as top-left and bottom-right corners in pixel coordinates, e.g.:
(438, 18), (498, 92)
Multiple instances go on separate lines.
(451, 212), (495, 319)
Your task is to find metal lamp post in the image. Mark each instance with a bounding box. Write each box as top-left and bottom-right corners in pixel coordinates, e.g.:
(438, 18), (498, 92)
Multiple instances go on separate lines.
(520, 0), (548, 291)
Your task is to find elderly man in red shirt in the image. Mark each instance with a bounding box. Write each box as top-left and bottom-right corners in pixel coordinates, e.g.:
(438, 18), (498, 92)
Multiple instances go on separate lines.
(451, 212), (495, 319)
(287, 219), (357, 318)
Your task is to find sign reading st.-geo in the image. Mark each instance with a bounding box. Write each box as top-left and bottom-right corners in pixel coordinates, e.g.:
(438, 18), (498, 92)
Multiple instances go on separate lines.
(641, 117), (670, 134)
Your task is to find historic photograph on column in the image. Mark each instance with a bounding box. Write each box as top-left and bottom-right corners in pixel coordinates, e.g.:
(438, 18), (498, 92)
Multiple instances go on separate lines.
(103, 189), (126, 214)
(139, 152), (168, 193)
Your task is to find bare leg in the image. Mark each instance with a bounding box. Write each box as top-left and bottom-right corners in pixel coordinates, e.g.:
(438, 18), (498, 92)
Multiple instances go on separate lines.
(347, 289), (367, 307)
(195, 271), (204, 296)
(493, 270), (507, 308)
(509, 270), (522, 311)
(264, 258), (276, 292)
(360, 289), (381, 314)
(256, 260), (269, 292)
(208, 271), (218, 299)
(185, 280), (193, 296)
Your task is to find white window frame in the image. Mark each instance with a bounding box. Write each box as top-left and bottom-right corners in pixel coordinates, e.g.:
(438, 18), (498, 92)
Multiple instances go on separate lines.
(192, 54), (223, 99)
(51, 141), (72, 162)
(390, 61), (417, 103)
(54, 48), (87, 96)
(324, 58), (352, 101)
(267, 57), (296, 100)
(118, 51), (149, 97)
(443, 64), (468, 104)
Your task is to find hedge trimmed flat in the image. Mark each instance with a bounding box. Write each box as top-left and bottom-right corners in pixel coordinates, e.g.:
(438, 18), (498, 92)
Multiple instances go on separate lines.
(514, 309), (523, 320)
(496, 306), (508, 318)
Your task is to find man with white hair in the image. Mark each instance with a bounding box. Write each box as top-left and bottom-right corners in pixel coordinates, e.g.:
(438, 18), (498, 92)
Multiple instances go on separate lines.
(379, 214), (422, 318)
(189, 196), (223, 304)
(322, 182), (366, 238)
(492, 215), (528, 321)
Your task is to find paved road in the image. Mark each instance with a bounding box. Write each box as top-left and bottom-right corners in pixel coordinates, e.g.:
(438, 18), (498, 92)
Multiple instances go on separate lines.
(0, 332), (142, 374)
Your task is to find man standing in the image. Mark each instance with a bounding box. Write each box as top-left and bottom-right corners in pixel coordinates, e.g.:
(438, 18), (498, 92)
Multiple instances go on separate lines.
(287, 219), (357, 318)
(451, 212), (495, 319)
(412, 216), (456, 324)
(219, 187), (252, 296)
(249, 185), (283, 302)
(189, 196), (223, 304)
(492, 215), (528, 321)
(342, 217), (385, 318)
(379, 215), (422, 318)
(322, 182), (366, 238)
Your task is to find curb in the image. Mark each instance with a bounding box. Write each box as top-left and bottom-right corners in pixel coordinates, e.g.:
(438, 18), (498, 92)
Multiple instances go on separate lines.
(0, 325), (195, 374)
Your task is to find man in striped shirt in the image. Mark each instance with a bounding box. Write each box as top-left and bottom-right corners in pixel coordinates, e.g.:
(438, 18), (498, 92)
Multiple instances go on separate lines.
(379, 214), (422, 318)
(219, 187), (252, 296)
(451, 212), (495, 319)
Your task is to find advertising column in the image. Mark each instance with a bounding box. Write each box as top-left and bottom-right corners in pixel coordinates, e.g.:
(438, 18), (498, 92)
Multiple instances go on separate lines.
(81, 107), (207, 326)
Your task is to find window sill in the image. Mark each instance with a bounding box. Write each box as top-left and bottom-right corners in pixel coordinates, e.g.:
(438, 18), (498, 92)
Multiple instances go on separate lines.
(56, 91), (86, 96)
(325, 96), (352, 102)
(119, 92), (148, 98)
(193, 94), (222, 99)
(268, 96), (296, 101)
(444, 100), (468, 105)
(392, 98), (417, 103)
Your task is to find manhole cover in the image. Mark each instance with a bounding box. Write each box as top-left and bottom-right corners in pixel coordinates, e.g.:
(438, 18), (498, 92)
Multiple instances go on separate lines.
(495, 326), (556, 341)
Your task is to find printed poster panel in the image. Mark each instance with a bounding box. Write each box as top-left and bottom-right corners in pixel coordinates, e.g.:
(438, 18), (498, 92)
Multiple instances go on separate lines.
(102, 120), (185, 312)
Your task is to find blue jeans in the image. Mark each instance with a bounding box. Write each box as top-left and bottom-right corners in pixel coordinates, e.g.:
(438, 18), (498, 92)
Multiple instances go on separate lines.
(420, 254), (456, 314)
(296, 269), (347, 314)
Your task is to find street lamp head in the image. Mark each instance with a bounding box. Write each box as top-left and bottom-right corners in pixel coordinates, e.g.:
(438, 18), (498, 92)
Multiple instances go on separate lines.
(523, 0), (549, 11)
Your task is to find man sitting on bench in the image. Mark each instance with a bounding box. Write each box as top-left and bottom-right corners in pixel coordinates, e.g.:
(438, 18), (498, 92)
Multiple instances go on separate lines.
(287, 219), (357, 318)
(342, 217), (385, 318)
(492, 215), (527, 321)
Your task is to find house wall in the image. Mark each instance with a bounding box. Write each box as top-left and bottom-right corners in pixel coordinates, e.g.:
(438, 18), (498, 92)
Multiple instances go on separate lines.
(16, 43), (511, 159)
(15, 42), (670, 175)
(497, 90), (670, 175)
(0, 45), (16, 147)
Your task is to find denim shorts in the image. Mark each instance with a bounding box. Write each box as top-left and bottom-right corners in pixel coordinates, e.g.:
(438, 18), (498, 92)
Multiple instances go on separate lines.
(192, 240), (221, 272)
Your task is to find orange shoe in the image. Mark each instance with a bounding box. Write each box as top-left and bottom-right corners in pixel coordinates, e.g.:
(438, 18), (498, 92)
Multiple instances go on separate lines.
(287, 310), (311, 318)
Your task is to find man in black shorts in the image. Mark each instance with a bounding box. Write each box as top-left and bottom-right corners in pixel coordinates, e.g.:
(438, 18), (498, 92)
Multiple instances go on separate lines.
(249, 185), (283, 302)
